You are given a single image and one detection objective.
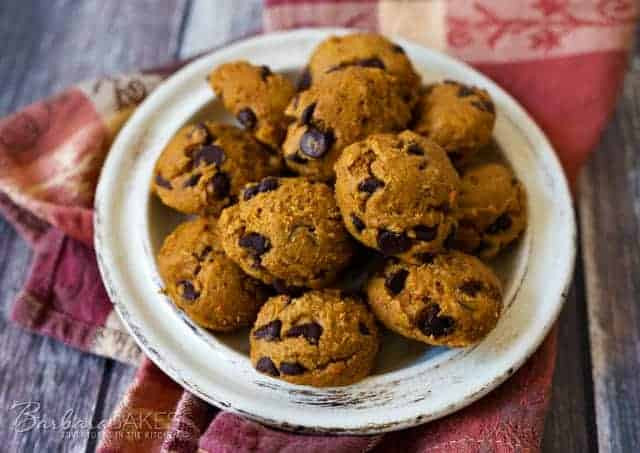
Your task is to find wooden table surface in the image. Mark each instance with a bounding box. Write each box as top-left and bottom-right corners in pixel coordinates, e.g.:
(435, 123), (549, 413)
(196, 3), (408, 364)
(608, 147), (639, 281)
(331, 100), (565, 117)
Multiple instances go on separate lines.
(0, 1), (638, 451)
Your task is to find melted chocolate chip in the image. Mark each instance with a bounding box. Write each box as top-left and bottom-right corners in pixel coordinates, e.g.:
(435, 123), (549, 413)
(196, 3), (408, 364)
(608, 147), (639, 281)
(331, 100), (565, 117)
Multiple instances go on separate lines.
(300, 102), (316, 126)
(209, 172), (230, 199)
(239, 233), (271, 257)
(351, 214), (365, 232)
(237, 107), (257, 130)
(359, 322), (371, 335)
(457, 85), (475, 97)
(418, 304), (455, 338)
(471, 99), (495, 114)
(260, 65), (272, 81)
(377, 230), (412, 255)
(299, 127), (334, 158)
(194, 145), (226, 167)
(199, 245), (212, 259)
(286, 153), (308, 164)
(155, 173), (172, 189)
(444, 226), (457, 249)
(178, 280), (199, 301)
(358, 57), (386, 69)
(358, 177), (384, 194)
(253, 320), (282, 341)
(486, 213), (512, 234)
(279, 362), (307, 375)
(406, 143), (424, 155)
(256, 357), (279, 376)
(285, 322), (323, 345)
(415, 252), (435, 264)
(391, 43), (405, 54)
(460, 280), (484, 297)
(272, 279), (306, 297)
(414, 225), (438, 242)
(385, 269), (409, 295)
(182, 173), (201, 188)
(297, 68), (312, 91)
(244, 177), (279, 200)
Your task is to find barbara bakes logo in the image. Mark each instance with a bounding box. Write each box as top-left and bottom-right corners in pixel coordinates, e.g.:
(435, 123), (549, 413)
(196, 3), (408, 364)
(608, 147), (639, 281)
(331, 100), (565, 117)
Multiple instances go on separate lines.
(9, 401), (175, 440)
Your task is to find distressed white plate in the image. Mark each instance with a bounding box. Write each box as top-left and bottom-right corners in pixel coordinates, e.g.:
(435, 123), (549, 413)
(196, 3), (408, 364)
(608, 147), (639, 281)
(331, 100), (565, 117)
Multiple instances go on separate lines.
(94, 28), (575, 434)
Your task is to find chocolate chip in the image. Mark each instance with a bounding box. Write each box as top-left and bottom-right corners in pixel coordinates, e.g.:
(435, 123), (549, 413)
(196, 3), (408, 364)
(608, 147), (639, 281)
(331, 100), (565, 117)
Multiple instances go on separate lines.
(486, 213), (512, 234)
(297, 68), (312, 91)
(460, 280), (484, 297)
(239, 233), (271, 257)
(194, 145), (226, 167)
(199, 245), (212, 259)
(279, 362), (307, 375)
(359, 322), (371, 335)
(256, 357), (279, 376)
(253, 320), (282, 341)
(209, 173), (230, 199)
(385, 269), (409, 295)
(415, 252), (435, 264)
(272, 278), (306, 297)
(155, 173), (172, 189)
(237, 107), (257, 130)
(182, 173), (201, 188)
(285, 322), (323, 345)
(358, 177), (384, 194)
(377, 230), (412, 255)
(244, 177), (279, 200)
(300, 102), (316, 126)
(299, 127), (334, 158)
(260, 65), (272, 81)
(406, 143), (424, 155)
(444, 226), (457, 249)
(457, 85), (475, 97)
(178, 280), (199, 301)
(351, 214), (365, 232)
(418, 304), (455, 338)
(391, 43), (405, 54)
(414, 225), (438, 242)
(358, 57), (386, 69)
(286, 153), (308, 164)
(471, 99), (495, 114)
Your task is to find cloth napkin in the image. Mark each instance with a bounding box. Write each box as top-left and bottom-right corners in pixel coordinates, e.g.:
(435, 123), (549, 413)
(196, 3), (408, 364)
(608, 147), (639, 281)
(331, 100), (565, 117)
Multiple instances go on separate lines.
(0, 1), (635, 452)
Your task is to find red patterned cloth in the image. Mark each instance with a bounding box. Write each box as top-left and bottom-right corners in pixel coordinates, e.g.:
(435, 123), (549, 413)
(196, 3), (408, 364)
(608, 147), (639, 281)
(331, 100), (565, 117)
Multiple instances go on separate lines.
(0, 1), (636, 452)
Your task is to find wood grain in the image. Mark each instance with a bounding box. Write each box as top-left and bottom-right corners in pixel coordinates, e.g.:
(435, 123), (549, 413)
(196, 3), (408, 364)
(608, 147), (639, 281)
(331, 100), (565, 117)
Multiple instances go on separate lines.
(579, 52), (640, 452)
(0, 1), (189, 451)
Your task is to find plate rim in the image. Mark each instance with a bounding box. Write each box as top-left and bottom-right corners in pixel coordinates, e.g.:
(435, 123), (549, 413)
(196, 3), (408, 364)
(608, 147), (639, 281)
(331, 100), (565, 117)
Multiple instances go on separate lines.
(94, 27), (576, 434)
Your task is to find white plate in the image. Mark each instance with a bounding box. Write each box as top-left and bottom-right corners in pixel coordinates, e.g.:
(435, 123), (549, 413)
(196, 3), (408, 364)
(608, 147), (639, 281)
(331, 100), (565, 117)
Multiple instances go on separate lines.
(94, 28), (575, 434)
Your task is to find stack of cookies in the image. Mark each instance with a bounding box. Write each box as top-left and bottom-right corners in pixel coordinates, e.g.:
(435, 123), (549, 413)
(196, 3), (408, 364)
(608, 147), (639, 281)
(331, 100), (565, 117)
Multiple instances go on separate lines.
(153, 33), (527, 387)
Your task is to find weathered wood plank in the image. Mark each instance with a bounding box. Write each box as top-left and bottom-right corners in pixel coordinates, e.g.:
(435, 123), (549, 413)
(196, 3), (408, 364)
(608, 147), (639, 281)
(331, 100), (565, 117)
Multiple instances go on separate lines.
(543, 257), (597, 453)
(579, 53), (640, 453)
(0, 1), (190, 451)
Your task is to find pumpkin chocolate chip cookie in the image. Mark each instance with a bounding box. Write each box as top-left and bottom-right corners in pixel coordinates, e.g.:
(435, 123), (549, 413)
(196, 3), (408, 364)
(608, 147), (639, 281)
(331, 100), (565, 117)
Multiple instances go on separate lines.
(209, 61), (296, 149)
(454, 162), (527, 259)
(153, 121), (282, 215)
(366, 251), (502, 347)
(307, 33), (421, 105)
(282, 66), (412, 181)
(412, 80), (496, 164)
(334, 131), (460, 263)
(157, 217), (269, 331)
(217, 177), (354, 290)
(250, 289), (379, 387)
